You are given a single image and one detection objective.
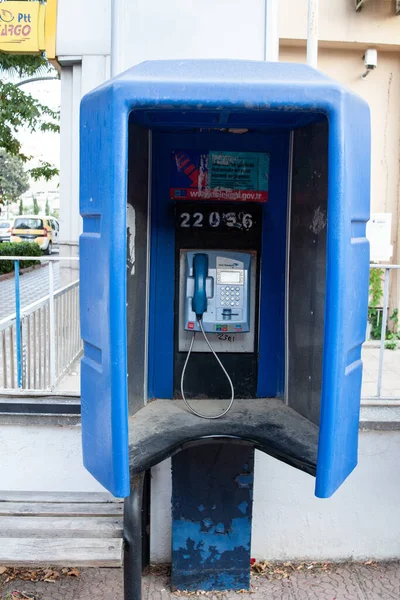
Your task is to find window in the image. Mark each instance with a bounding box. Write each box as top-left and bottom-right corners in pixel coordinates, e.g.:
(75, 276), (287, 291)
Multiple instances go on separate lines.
(13, 218), (43, 230)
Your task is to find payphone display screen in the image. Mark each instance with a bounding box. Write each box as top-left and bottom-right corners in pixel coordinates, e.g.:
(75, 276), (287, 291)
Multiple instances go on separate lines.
(219, 271), (241, 284)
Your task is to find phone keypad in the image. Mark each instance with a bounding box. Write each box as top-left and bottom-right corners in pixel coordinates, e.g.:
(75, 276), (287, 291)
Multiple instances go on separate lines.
(219, 286), (241, 307)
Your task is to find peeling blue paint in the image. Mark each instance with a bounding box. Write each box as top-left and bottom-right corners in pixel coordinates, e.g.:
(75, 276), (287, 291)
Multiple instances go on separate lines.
(234, 473), (253, 488)
(171, 444), (254, 591)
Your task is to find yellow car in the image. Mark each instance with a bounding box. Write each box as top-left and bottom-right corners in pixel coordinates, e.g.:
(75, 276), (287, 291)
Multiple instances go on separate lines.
(10, 215), (60, 255)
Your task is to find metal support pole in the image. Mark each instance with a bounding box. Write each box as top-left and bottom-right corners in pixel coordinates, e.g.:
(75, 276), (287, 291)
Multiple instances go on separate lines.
(124, 472), (145, 600)
(49, 261), (56, 389)
(14, 260), (22, 388)
(307, 0), (319, 68)
(264, 0), (279, 62)
(377, 268), (390, 397)
(111, 0), (125, 78)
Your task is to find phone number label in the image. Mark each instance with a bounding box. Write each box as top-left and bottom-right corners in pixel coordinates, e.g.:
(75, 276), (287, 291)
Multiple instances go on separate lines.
(176, 209), (255, 231)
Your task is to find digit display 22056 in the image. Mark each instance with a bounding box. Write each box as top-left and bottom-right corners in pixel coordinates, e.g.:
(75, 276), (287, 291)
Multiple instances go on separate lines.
(175, 205), (256, 232)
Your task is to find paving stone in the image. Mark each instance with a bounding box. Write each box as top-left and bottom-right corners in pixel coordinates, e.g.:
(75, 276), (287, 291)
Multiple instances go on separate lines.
(0, 263), (60, 320)
(355, 562), (400, 600)
(288, 565), (365, 600)
(2, 564), (400, 600)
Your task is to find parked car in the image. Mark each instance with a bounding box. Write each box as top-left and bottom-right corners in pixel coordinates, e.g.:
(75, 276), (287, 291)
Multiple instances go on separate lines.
(0, 220), (12, 243)
(10, 215), (60, 255)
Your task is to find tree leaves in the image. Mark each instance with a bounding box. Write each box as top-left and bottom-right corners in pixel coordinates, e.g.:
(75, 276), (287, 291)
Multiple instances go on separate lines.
(0, 149), (29, 204)
(0, 566), (81, 584)
(0, 53), (60, 181)
(0, 51), (51, 78)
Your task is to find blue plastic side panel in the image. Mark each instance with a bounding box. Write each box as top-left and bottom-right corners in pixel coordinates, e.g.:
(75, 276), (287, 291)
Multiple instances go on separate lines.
(80, 85), (130, 497)
(315, 94), (370, 498)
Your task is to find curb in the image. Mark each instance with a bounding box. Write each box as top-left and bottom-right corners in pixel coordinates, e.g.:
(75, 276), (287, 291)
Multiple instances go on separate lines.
(0, 261), (49, 282)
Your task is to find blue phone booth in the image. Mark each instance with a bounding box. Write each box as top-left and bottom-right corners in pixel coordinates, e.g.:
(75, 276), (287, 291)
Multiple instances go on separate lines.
(80, 60), (370, 598)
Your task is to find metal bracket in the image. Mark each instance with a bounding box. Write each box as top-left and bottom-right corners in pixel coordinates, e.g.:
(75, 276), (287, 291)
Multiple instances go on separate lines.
(355, 0), (367, 11)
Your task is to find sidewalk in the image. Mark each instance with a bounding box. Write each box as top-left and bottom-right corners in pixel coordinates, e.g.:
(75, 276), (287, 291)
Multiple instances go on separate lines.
(0, 262), (60, 321)
(361, 345), (400, 398)
(57, 346), (400, 399)
(1, 562), (399, 600)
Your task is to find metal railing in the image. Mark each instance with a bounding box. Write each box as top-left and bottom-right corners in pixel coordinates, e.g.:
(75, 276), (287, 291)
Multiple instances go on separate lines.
(365, 264), (400, 399)
(0, 257), (398, 398)
(0, 257), (81, 392)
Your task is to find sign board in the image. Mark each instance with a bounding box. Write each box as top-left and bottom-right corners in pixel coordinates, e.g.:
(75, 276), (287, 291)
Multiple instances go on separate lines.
(170, 150), (270, 202)
(366, 213), (393, 262)
(0, 0), (57, 58)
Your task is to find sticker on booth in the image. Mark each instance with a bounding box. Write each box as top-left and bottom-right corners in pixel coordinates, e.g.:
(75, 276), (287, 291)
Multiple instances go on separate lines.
(171, 150), (269, 202)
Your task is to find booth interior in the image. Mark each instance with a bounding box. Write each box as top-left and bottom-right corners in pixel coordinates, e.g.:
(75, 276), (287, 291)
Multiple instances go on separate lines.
(126, 103), (329, 480)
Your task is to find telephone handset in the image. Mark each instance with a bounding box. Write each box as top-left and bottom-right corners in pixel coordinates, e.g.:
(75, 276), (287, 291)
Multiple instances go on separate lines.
(181, 250), (251, 419)
(192, 253), (208, 319)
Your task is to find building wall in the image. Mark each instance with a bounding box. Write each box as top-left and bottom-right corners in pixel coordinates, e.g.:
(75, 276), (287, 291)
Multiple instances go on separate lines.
(280, 0), (400, 47)
(280, 45), (400, 309)
(1, 424), (399, 561)
(56, 0), (400, 299)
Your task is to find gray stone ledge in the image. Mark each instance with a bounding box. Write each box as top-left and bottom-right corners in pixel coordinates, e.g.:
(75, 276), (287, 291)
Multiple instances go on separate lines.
(0, 398), (399, 430)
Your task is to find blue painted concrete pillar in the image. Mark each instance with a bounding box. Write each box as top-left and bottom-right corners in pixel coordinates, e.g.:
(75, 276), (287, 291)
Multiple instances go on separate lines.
(171, 443), (254, 591)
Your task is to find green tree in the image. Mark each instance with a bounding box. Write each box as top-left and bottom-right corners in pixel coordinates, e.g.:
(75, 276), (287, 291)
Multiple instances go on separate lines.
(0, 149), (29, 205)
(45, 197), (50, 216)
(19, 198), (24, 215)
(0, 52), (59, 184)
(32, 195), (39, 215)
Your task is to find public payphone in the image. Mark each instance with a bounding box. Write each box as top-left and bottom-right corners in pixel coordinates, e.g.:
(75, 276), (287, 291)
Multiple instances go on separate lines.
(80, 59), (370, 502)
(183, 251), (251, 335)
(80, 59), (370, 596)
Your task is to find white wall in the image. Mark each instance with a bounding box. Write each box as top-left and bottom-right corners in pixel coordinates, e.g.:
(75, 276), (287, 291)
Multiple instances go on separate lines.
(1, 426), (399, 560)
(150, 432), (400, 562)
(118, 0), (265, 69)
(56, 0), (110, 57)
(0, 425), (103, 493)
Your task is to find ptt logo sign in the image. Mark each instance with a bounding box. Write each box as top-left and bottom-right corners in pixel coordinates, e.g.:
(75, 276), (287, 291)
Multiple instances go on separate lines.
(0, 1), (49, 55)
(0, 9), (32, 23)
(0, 8), (32, 38)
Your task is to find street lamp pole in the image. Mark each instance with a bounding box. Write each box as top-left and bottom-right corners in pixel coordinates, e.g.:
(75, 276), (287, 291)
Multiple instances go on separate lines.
(111, 0), (124, 78)
(15, 76), (59, 88)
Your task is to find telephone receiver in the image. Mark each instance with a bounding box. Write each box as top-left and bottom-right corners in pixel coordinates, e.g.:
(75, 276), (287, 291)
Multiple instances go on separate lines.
(183, 252), (234, 419)
(192, 253), (208, 319)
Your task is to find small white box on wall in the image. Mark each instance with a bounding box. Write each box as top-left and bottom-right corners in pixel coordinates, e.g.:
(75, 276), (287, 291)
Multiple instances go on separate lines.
(366, 213), (393, 263)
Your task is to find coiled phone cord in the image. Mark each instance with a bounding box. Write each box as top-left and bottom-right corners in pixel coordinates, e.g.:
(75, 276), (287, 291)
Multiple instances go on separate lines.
(180, 317), (235, 419)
